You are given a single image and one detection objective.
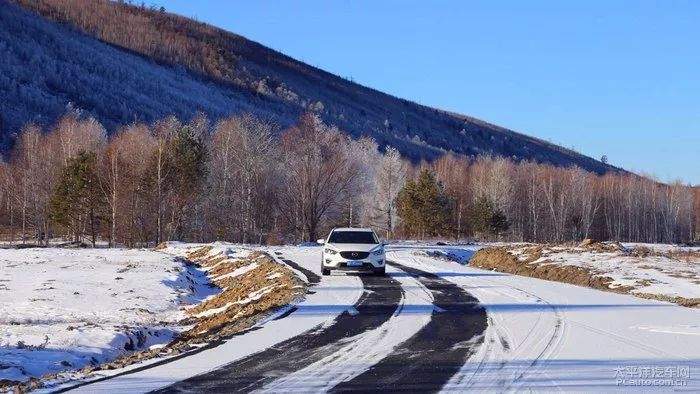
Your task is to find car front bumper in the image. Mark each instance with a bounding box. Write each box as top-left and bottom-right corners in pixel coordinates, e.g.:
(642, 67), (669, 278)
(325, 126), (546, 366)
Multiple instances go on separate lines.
(322, 253), (385, 270)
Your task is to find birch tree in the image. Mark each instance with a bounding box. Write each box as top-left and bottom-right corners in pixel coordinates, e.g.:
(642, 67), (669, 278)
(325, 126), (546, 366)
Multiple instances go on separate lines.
(371, 147), (408, 239)
(278, 113), (359, 241)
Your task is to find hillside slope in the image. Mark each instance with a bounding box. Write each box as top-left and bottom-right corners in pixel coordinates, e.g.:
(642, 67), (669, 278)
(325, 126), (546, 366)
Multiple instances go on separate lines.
(0, 1), (294, 148)
(1, 0), (615, 173)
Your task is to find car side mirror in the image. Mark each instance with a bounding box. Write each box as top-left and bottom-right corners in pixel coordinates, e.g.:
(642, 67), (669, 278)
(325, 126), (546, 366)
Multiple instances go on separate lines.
(317, 239), (325, 245)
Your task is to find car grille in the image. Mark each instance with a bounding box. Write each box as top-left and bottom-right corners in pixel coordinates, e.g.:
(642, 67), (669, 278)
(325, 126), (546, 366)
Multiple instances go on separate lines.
(340, 251), (370, 260)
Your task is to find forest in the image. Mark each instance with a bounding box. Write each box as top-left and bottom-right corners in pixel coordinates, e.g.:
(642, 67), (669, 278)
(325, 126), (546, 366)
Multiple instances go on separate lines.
(3, 110), (697, 247)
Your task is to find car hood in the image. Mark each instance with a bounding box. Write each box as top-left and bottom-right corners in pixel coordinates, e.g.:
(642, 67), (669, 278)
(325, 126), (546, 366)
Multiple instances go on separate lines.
(325, 243), (382, 253)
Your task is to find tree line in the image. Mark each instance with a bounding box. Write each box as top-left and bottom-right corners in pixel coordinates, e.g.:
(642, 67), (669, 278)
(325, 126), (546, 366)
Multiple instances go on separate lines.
(1, 110), (697, 246)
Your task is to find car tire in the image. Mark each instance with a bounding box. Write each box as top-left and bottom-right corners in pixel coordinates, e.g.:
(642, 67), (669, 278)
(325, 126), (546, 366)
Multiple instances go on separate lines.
(322, 267), (331, 276)
(374, 267), (385, 276)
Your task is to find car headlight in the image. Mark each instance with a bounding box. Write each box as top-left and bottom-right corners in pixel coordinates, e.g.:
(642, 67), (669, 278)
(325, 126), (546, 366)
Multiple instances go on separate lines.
(324, 248), (338, 255)
(372, 249), (384, 256)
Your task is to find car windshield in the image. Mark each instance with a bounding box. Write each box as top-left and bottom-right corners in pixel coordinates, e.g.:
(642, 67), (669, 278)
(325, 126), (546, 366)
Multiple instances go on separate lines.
(328, 231), (378, 244)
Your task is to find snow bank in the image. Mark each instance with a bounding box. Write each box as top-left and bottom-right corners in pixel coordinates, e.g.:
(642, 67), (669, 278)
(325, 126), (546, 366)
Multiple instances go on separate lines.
(157, 241), (251, 261)
(0, 247), (213, 384)
(475, 242), (700, 306)
(535, 247), (700, 300)
(413, 248), (477, 264)
(178, 246), (304, 340)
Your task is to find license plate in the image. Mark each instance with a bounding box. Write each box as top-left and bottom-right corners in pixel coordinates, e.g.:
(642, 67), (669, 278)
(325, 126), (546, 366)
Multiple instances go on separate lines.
(347, 261), (362, 267)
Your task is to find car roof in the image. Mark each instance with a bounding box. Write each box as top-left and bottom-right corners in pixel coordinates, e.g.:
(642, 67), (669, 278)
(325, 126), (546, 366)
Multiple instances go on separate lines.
(331, 227), (374, 232)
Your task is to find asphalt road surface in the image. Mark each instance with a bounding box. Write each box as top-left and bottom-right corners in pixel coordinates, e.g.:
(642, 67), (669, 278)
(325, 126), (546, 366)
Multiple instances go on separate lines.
(156, 260), (486, 393)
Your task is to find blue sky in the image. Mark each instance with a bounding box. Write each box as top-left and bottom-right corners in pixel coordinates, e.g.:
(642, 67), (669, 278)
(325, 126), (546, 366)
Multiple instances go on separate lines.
(155, 1), (699, 184)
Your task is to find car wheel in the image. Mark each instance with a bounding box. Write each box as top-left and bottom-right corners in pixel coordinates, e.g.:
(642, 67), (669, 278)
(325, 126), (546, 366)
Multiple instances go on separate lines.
(322, 267), (331, 276)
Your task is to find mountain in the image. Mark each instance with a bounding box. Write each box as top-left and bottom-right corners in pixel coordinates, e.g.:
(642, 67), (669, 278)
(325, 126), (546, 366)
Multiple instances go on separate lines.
(1, 0), (616, 174)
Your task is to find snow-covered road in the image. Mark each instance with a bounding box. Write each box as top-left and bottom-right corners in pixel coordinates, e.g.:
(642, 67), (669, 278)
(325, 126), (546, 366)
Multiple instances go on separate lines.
(61, 245), (699, 393)
(391, 247), (699, 392)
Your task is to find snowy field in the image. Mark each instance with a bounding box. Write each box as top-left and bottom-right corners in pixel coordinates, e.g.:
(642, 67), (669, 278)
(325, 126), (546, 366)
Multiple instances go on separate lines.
(0, 247), (214, 384)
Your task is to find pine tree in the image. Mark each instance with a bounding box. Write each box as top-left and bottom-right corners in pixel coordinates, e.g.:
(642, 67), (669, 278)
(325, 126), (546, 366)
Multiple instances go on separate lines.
(165, 125), (208, 198)
(470, 195), (509, 239)
(396, 169), (453, 237)
(49, 151), (104, 246)
(159, 125), (208, 239)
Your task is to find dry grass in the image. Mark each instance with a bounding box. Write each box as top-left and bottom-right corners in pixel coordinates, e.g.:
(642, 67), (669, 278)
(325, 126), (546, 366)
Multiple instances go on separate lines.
(180, 249), (303, 340)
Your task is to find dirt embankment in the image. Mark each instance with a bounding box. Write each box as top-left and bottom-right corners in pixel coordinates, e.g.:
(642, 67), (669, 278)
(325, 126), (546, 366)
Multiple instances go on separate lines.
(178, 246), (305, 340)
(13, 245), (305, 392)
(471, 242), (700, 308)
(471, 246), (619, 290)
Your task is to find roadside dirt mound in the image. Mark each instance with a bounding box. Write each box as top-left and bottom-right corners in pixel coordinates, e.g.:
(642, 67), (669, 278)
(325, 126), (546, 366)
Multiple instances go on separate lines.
(578, 238), (596, 247)
(181, 251), (303, 340)
(577, 239), (625, 253)
(472, 245), (700, 308)
(574, 240), (700, 262)
(178, 247), (305, 341)
(625, 245), (700, 263)
(633, 293), (700, 308)
(470, 247), (620, 291)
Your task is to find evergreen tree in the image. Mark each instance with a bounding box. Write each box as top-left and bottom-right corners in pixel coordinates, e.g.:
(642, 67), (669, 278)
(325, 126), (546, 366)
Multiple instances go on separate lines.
(49, 151), (104, 246)
(165, 126), (208, 197)
(470, 195), (510, 239)
(396, 169), (453, 237)
(159, 125), (208, 239)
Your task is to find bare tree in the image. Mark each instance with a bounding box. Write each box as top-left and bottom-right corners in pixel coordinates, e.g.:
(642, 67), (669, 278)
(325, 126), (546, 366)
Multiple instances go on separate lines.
(10, 125), (54, 244)
(433, 154), (469, 240)
(278, 113), (359, 241)
(569, 167), (600, 239)
(151, 116), (178, 244)
(344, 137), (381, 229)
(1, 111), (695, 246)
(206, 114), (278, 243)
(694, 187), (700, 242)
(100, 124), (157, 246)
(370, 147), (408, 239)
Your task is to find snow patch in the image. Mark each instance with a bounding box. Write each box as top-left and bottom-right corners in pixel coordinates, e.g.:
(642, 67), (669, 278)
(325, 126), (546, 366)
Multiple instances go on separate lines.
(0, 247), (215, 383)
(212, 262), (259, 281)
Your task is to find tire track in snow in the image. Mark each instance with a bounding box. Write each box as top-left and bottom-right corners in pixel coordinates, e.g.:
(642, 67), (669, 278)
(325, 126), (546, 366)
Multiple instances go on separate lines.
(331, 261), (487, 392)
(443, 270), (566, 391)
(154, 265), (403, 393)
(278, 257), (320, 284)
(568, 319), (686, 359)
(257, 265), (434, 392)
(377, 254), (562, 391)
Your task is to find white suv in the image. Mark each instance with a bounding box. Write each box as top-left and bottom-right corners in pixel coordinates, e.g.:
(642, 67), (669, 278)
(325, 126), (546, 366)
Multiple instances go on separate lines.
(318, 228), (386, 276)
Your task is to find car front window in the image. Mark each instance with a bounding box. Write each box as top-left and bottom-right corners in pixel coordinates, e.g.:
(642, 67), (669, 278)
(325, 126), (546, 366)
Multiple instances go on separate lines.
(328, 231), (378, 244)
